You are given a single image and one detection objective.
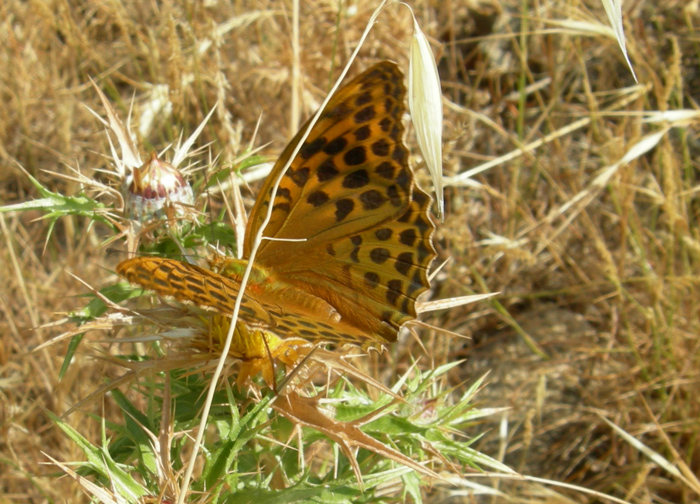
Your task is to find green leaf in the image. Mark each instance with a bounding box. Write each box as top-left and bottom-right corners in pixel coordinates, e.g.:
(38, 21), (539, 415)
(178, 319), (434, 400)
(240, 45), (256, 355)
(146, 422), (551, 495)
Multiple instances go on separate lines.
(401, 471), (422, 504)
(204, 155), (271, 190)
(225, 485), (359, 504)
(0, 170), (109, 225)
(58, 334), (84, 381)
(364, 415), (428, 436)
(69, 282), (143, 323)
(197, 221), (238, 250)
(46, 410), (149, 501)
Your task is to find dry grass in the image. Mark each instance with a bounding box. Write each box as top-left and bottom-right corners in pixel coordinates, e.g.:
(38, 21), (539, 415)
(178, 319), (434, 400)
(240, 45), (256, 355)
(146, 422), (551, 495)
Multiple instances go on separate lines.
(1, 0), (699, 502)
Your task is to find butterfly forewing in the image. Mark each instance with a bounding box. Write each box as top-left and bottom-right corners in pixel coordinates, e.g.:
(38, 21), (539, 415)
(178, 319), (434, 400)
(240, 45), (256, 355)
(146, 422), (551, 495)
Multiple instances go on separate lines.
(117, 257), (273, 328)
(245, 62), (413, 260)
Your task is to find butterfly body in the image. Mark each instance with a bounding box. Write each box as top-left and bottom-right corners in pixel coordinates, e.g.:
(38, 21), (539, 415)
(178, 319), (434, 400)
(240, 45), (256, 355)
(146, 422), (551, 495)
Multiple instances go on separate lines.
(117, 61), (436, 347)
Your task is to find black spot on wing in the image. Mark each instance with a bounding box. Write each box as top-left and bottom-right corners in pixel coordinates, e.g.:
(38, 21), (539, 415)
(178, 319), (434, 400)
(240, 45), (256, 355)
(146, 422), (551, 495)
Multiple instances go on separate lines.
(375, 228), (392, 241)
(392, 144), (407, 163)
(273, 202), (291, 213)
(387, 185), (401, 206)
(300, 136), (327, 159)
(399, 228), (417, 246)
(354, 105), (376, 123)
(379, 117), (392, 132)
(344, 146), (366, 166)
(355, 91), (373, 106)
(343, 169), (369, 188)
(395, 252), (413, 276)
(359, 189), (386, 210)
(375, 161), (395, 180)
(364, 272), (380, 289)
(317, 160), (339, 182)
(395, 167), (410, 191)
(335, 198), (354, 222)
(307, 191), (329, 207)
(371, 139), (390, 157)
(323, 137), (348, 156)
(289, 167), (310, 188)
(354, 125), (371, 141)
(386, 279), (403, 306)
(370, 247), (390, 264)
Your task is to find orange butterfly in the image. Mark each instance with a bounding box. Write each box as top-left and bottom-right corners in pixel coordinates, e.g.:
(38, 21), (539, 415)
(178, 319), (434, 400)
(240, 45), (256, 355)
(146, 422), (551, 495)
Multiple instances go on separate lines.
(117, 61), (436, 347)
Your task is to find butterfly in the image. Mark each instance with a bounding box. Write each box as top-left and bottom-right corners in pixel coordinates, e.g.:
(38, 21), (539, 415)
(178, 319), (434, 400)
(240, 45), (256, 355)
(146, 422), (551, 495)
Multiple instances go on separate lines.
(117, 61), (436, 347)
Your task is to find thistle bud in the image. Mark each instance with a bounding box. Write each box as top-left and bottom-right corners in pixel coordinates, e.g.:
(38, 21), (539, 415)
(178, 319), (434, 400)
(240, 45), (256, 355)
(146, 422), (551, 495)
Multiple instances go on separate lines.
(124, 152), (194, 221)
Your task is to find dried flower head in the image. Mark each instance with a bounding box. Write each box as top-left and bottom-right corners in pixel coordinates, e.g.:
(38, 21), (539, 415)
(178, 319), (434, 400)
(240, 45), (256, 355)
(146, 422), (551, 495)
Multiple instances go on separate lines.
(124, 152), (195, 221)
